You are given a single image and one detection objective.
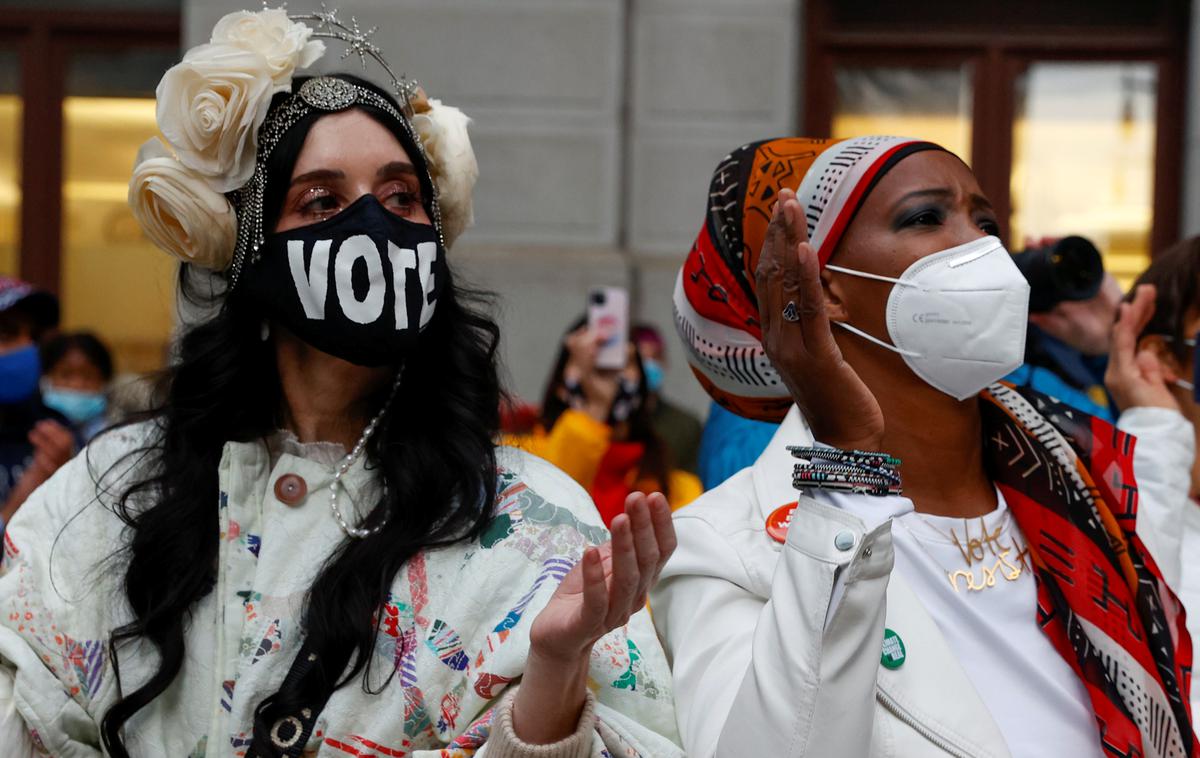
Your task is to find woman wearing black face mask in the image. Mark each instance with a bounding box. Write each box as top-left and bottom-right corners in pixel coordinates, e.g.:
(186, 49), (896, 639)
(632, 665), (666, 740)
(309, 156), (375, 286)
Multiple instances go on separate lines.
(0, 9), (681, 758)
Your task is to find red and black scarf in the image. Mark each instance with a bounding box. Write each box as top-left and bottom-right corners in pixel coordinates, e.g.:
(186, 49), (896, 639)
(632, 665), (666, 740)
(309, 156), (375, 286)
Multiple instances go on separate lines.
(986, 382), (1195, 757)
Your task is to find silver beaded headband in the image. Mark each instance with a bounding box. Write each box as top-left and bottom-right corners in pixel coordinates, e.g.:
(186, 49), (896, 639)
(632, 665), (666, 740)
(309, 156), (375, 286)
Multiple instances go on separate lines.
(225, 7), (441, 289)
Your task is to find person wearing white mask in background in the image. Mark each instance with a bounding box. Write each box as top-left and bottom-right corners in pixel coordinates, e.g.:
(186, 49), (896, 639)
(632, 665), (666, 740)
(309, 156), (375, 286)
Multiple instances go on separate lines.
(651, 137), (1196, 757)
(1105, 235), (1200, 719)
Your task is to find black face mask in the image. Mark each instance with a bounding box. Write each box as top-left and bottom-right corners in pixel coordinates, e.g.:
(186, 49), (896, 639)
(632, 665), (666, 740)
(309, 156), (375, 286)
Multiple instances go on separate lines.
(241, 194), (447, 366)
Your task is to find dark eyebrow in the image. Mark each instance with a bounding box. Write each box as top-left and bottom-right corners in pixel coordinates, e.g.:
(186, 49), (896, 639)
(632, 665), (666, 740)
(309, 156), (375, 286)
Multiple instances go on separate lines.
(377, 161), (417, 179)
(890, 188), (954, 213)
(290, 168), (345, 187)
(969, 193), (995, 212)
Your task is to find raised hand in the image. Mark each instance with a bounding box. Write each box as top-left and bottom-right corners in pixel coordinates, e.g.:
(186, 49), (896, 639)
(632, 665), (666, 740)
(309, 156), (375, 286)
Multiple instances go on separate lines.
(1105, 284), (1180, 412)
(512, 492), (676, 744)
(27, 420), (76, 479)
(3, 420), (77, 523)
(755, 188), (885, 450)
(530, 491), (674, 659)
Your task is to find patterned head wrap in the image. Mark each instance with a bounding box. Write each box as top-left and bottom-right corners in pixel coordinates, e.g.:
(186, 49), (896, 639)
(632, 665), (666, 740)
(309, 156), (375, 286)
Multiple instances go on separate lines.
(673, 136), (942, 421)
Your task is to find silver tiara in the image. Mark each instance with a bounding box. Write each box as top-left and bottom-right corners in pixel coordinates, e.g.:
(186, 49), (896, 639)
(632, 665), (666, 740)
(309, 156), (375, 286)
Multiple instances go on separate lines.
(288, 4), (422, 115)
(225, 6), (443, 290)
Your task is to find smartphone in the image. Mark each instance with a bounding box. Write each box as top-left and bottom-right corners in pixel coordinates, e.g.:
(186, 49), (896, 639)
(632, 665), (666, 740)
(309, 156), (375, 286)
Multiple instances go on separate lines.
(587, 287), (629, 370)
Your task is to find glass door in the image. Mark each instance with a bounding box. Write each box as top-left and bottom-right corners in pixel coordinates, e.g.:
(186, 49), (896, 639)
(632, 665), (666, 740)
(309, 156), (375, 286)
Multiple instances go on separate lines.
(1009, 61), (1158, 288)
(0, 49), (19, 277)
(832, 63), (975, 164)
(60, 46), (179, 374)
(805, 0), (1187, 274)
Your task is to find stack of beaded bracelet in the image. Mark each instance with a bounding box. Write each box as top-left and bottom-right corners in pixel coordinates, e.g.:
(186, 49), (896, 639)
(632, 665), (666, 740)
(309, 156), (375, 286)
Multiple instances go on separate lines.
(788, 446), (902, 496)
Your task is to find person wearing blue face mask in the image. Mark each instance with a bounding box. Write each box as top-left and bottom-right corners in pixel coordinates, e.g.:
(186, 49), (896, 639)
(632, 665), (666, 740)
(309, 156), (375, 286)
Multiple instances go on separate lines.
(632, 324), (702, 474)
(40, 332), (114, 442)
(0, 277), (76, 527)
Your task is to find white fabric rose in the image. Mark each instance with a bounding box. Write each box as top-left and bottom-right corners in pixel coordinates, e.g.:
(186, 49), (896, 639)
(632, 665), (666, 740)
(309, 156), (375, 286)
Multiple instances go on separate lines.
(128, 138), (237, 271)
(210, 7), (325, 89)
(413, 99), (479, 248)
(156, 43), (275, 192)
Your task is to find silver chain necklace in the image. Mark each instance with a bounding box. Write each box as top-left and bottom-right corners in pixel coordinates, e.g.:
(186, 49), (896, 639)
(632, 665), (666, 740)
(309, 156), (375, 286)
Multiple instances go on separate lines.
(328, 369), (403, 539)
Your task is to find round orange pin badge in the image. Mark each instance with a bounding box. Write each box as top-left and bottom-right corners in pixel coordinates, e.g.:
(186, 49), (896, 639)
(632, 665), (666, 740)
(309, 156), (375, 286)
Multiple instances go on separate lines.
(766, 502), (798, 543)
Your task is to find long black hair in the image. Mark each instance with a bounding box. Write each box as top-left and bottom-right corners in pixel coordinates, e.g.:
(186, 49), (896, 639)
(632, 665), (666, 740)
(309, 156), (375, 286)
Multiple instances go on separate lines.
(99, 74), (502, 755)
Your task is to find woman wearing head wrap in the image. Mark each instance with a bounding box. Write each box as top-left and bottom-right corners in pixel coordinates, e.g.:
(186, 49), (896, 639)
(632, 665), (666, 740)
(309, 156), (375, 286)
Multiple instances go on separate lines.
(0, 9), (681, 757)
(650, 137), (1195, 757)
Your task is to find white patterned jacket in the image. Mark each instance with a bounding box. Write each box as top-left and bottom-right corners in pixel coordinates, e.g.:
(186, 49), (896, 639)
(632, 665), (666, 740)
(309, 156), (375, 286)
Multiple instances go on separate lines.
(0, 422), (682, 757)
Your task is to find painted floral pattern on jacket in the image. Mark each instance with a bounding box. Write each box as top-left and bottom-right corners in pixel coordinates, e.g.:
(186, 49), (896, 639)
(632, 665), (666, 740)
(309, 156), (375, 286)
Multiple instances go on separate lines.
(0, 426), (682, 757)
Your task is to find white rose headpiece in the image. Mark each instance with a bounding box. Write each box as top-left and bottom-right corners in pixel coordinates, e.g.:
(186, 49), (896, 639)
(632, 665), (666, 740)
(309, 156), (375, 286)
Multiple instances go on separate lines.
(129, 6), (479, 287)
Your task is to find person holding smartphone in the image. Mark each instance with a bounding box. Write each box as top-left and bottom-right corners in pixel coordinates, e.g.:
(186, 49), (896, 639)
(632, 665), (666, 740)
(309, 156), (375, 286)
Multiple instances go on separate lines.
(511, 310), (702, 526)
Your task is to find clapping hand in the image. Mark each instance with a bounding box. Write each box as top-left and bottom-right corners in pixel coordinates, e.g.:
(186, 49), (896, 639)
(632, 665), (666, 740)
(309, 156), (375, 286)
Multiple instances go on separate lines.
(512, 492), (676, 744)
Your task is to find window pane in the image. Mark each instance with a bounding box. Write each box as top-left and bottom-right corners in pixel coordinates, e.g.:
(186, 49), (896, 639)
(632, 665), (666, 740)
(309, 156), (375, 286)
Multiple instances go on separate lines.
(1010, 62), (1157, 289)
(61, 47), (178, 375)
(0, 50), (19, 277)
(832, 65), (973, 164)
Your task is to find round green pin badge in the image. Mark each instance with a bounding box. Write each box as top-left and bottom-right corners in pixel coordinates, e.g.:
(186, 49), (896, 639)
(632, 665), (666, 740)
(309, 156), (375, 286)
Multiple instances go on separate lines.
(881, 628), (906, 669)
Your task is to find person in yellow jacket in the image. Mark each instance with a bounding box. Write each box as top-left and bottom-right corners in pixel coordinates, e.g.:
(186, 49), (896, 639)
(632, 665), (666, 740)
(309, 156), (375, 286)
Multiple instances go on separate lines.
(511, 319), (702, 525)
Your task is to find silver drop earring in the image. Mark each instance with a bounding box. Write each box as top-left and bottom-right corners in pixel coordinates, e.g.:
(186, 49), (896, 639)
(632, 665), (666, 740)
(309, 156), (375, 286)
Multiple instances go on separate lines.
(260, 320), (271, 342)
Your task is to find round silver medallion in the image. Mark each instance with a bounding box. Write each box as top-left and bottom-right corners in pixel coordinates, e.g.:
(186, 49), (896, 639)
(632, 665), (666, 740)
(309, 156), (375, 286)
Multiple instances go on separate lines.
(270, 715), (304, 748)
(298, 76), (357, 111)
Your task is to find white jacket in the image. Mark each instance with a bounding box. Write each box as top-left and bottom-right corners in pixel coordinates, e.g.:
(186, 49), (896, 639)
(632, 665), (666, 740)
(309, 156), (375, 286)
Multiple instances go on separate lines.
(652, 402), (1197, 758)
(651, 407), (1012, 758)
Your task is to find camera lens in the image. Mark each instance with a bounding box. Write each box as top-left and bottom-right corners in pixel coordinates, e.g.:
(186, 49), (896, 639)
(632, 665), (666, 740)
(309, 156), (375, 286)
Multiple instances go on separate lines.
(1012, 235), (1104, 313)
(590, 291), (607, 306)
(1049, 237), (1103, 298)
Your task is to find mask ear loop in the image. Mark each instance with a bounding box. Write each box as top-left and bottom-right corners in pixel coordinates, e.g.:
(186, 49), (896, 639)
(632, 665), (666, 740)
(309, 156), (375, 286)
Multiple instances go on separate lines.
(825, 264), (913, 286)
(832, 321), (921, 357)
(1154, 333), (1199, 398)
(823, 264), (922, 358)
